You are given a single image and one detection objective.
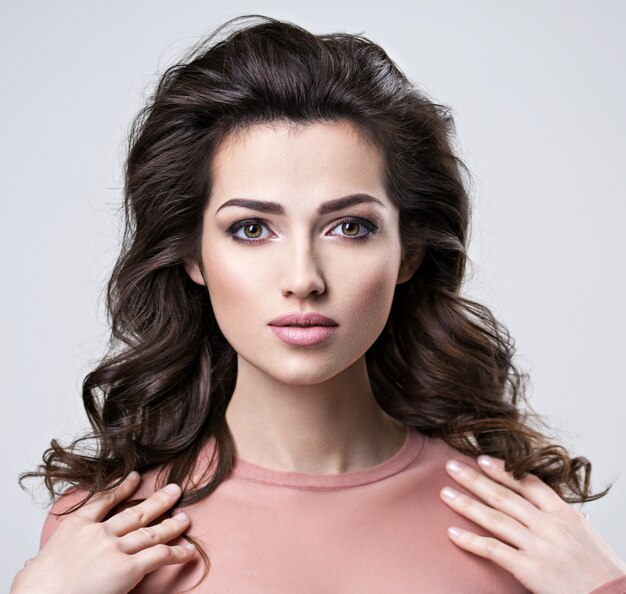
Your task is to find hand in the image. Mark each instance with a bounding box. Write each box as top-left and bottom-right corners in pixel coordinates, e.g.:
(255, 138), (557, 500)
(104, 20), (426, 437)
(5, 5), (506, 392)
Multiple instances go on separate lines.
(439, 455), (626, 594)
(11, 472), (196, 594)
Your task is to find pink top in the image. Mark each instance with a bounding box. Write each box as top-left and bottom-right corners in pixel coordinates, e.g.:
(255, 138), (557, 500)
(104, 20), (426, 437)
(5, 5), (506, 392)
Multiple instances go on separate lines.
(40, 426), (626, 593)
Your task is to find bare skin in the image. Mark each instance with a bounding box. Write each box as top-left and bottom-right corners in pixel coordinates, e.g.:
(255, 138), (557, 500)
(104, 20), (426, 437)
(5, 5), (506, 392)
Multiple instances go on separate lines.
(10, 473), (195, 594)
(440, 455), (626, 593)
(184, 120), (419, 475)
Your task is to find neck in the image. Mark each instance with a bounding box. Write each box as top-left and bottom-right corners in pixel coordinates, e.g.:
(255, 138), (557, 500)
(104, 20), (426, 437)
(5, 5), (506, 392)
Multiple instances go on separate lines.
(224, 354), (407, 474)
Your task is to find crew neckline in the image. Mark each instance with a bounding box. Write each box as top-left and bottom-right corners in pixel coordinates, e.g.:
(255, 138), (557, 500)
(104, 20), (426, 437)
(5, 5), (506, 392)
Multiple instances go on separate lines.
(231, 425), (425, 490)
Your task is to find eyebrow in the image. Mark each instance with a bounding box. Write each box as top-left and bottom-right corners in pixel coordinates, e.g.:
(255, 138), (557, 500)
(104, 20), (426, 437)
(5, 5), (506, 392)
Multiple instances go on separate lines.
(214, 193), (386, 216)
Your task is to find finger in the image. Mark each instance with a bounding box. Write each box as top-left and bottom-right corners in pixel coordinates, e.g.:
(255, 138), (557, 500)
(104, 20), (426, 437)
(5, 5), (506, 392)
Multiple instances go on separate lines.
(104, 483), (183, 537)
(440, 486), (533, 550)
(445, 459), (542, 530)
(133, 542), (196, 576)
(76, 472), (141, 522)
(476, 455), (568, 514)
(118, 512), (191, 554)
(447, 525), (531, 579)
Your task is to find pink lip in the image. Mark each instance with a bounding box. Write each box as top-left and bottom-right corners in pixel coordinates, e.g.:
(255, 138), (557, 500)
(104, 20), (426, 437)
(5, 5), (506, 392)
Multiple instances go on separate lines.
(268, 312), (338, 327)
(269, 325), (338, 346)
(268, 312), (339, 346)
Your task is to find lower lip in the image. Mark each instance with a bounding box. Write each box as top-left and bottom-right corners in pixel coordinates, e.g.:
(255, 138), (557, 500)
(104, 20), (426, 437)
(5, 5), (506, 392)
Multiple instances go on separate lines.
(269, 325), (338, 346)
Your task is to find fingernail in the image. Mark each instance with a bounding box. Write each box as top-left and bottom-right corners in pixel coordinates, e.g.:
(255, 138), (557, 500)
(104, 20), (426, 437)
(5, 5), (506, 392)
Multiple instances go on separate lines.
(448, 526), (463, 538)
(164, 483), (180, 494)
(442, 487), (458, 499)
(127, 471), (139, 481)
(184, 543), (196, 551)
(478, 455), (496, 468)
(446, 460), (465, 474)
(173, 512), (188, 522)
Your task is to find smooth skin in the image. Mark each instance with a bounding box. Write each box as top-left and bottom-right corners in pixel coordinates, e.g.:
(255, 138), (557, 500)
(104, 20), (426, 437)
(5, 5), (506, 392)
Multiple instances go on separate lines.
(184, 120), (416, 474)
(10, 472), (195, 594)
(440, 455), (626, 593)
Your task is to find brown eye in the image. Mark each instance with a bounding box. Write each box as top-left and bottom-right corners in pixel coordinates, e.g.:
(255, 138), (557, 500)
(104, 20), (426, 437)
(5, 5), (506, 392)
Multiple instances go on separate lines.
(227, 219), (271, 243)
(242, 223), (263, 239)
(341, 222), (360, 236)
(329, 217), (377, 241)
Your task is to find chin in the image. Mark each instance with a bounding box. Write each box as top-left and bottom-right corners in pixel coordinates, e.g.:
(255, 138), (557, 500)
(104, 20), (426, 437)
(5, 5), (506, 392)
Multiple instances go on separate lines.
(245, 355), (351, 386)
(272, 366), (341, 386)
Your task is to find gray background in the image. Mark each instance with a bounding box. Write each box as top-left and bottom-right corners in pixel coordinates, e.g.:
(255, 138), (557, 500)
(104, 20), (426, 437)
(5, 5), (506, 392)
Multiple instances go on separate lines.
(2, 1), (624, 590)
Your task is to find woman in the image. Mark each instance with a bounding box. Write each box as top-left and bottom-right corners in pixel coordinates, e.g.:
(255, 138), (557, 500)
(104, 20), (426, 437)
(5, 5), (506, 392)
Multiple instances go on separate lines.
(12, 14), (626, 594)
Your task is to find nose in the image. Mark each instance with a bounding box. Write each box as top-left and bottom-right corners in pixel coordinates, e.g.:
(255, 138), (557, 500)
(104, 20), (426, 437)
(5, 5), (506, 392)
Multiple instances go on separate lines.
(279, 232), (326, 298)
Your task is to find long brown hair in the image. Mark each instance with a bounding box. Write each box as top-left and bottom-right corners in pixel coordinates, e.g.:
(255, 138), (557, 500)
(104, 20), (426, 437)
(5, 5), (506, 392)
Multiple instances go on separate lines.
(19, 13), (611, 585)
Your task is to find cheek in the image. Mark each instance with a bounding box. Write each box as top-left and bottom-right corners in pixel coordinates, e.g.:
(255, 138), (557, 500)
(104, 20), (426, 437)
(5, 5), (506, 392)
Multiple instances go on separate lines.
(340, 252), (398, 326)
(201, 244), (264, 333)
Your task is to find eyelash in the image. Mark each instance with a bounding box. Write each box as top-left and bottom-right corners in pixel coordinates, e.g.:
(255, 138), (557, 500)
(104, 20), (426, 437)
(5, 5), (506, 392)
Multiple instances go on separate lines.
(226, 217), (379, 245)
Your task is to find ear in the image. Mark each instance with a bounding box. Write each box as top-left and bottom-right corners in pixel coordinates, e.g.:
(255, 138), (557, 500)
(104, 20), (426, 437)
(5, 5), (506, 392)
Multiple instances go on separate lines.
(183, 257), (206, 286)
(396, 245), (425, 285)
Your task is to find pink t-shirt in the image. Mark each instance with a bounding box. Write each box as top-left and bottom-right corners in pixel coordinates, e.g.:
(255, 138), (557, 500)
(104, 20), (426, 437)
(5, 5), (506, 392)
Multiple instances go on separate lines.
(40, 426), (626, 593)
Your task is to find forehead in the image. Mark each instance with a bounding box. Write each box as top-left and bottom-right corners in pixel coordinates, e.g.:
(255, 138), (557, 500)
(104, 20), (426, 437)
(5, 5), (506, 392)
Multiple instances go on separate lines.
(208, 120), (388, 211)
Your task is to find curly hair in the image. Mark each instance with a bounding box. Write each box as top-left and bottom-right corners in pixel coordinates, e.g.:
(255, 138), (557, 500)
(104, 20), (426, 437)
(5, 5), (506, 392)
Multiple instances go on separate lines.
(19, 14), (611, 587)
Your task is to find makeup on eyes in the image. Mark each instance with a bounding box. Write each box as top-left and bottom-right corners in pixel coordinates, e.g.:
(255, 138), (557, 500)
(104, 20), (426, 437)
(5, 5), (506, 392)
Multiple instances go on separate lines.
(223, 214), (381, 245)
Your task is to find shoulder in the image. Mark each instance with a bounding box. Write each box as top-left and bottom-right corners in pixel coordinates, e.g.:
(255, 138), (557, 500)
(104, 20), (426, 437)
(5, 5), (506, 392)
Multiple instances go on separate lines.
(417, 431), (485, 473)
(589, 574), (626, 594)
(39, 486), (90, 551)
(38, 467), (173, 551)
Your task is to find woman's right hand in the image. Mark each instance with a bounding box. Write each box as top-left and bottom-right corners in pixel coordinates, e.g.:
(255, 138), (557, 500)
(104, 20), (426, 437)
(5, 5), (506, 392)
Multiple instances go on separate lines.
(10, 472), (196, 594)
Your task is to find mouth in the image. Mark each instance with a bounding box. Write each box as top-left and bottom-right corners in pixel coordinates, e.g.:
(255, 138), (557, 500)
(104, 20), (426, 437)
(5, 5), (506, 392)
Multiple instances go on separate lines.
(268, 311), (339, 327)
(269, 324), (338, 346)
(280, 323), (334, 327)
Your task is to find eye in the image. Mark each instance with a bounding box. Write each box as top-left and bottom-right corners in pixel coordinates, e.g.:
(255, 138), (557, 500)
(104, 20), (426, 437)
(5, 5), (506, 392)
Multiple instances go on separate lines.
(328, 217), (378, 241)
(226, 217), (378, 245)
(228, 219), (272, 243)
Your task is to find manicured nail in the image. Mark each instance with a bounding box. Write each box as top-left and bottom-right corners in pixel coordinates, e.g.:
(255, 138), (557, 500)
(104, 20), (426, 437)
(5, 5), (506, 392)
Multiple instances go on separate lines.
(478, 455), (496, 468)
(448, 526), (463, 538)
(446, 460), (465, 474)
(173, 512), (188, 522)
(164, 483), (180, 494)
(184, 543), (196, 551)
(442, 487), (458, 499)
(127, 471), (139, 481)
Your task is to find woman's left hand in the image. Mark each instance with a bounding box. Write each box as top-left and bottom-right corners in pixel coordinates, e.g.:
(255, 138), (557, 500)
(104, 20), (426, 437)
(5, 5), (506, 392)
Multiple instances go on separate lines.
(439, 455), (626, 594)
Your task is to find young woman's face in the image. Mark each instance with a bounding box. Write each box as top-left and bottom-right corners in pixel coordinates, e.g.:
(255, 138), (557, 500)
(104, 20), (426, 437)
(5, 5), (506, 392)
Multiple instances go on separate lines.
(186, 119), (415, 385)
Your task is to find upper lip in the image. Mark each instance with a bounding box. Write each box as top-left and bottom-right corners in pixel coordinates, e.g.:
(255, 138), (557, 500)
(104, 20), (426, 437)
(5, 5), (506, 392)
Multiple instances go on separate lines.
(268, 312), (339, 327)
